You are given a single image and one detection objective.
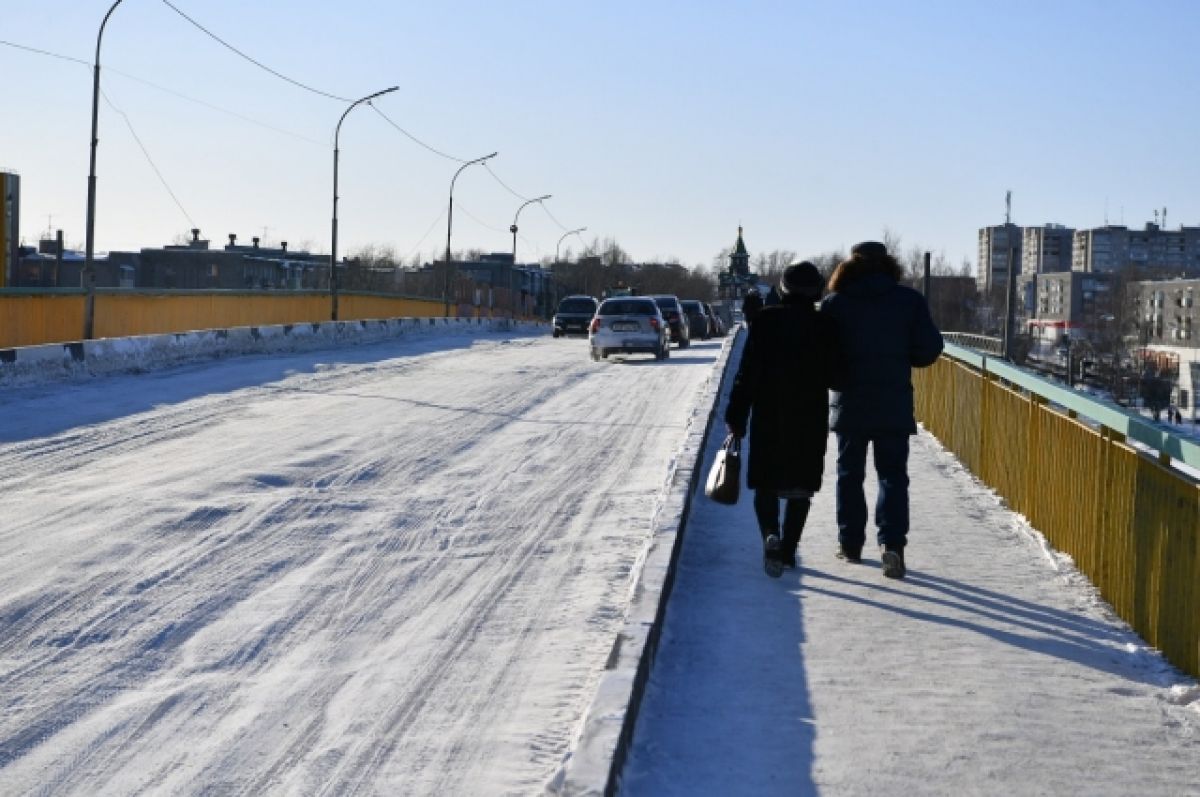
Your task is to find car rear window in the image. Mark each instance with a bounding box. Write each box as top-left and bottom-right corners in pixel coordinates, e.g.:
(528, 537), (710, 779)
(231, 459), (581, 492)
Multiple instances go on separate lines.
(599, 299), (656, 316)
(558, 298), (597, 314)
(680, 300), (703, 312)
(653, 297), (680, 310)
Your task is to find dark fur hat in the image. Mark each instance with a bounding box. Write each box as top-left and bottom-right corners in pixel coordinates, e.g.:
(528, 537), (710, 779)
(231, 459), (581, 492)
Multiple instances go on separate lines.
(779, 261), (824, 297)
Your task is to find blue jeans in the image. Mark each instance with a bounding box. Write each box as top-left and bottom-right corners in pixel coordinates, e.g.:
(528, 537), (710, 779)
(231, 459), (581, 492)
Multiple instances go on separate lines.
(835, 433), (910, 550)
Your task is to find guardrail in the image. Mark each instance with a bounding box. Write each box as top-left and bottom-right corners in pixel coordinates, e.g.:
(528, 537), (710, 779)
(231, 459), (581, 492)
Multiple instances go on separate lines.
(914, 343), (1199, 679)
(942, 331), (1004, 356)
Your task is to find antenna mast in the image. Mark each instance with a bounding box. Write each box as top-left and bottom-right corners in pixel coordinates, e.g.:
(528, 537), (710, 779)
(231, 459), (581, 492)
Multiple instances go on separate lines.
(1005, 190), (1012, 225)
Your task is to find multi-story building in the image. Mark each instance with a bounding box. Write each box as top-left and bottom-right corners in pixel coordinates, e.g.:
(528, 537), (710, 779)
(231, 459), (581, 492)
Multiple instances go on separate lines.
(1073, 223), (1200, 275)
(1131, 278), (1200, 420)
(977, 223), (1022, 292)
(1022, 224), (1074, 275)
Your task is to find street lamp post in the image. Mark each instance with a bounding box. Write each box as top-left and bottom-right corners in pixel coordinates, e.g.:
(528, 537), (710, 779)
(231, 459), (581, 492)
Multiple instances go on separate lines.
(555, 226), (587, 263)
(82, 0), (125, 340)
(330, 86), (398, 321)
(443, 152), (497, 317)
(509, 195), (550, 320)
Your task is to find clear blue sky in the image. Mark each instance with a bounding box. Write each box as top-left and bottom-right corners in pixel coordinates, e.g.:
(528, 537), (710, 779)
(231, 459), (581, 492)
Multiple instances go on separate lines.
(4, 0), (1199, 270)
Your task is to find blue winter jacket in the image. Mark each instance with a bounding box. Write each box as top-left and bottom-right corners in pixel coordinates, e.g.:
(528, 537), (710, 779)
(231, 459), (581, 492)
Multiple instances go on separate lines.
(820, 273), (943, 435)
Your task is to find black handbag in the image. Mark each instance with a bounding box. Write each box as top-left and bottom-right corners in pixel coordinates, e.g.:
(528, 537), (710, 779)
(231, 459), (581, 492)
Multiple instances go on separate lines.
(704, 435), (741, 505)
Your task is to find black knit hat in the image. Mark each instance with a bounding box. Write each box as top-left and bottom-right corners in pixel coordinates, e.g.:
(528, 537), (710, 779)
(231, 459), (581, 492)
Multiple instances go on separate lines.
(779, 261), (823, 297)
(850, 241), (888, 259)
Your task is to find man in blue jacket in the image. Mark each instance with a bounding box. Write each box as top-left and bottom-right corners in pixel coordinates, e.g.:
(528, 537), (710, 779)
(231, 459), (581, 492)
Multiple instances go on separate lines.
(819, 241), (943, 578)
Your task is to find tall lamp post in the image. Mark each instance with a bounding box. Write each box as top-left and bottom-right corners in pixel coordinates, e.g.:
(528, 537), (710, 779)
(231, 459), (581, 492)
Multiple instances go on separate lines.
(330, 85), (398, 321)
(555, 226), (587, 263)
(443, 152), (498, 317)
(82, 0), (125, 340)
(509, 194), (550, 319)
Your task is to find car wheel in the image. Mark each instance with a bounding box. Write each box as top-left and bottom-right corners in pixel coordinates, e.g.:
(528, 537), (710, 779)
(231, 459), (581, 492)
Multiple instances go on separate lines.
(680, 338), (690, 349)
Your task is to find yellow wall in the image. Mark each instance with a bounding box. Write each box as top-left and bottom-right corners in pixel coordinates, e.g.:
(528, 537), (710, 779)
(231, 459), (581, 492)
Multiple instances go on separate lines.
(0, 291), (448, 349)
(914, 358), (1200, 679)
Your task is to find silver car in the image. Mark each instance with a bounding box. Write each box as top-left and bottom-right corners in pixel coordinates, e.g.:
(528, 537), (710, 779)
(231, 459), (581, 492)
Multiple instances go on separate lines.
(589, 297), (670, 361)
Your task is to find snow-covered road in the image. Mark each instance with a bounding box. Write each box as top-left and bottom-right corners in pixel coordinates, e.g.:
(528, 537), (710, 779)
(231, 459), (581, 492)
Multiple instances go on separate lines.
(0, 333), (725, 795)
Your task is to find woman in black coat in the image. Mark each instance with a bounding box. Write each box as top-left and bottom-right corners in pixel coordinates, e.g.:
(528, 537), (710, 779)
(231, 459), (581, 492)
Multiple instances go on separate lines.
(724, 262), (836, 577)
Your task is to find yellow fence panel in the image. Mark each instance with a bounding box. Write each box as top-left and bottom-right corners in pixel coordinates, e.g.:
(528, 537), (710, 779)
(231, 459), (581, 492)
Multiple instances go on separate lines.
(915, 353), (1200, 680)
(1, 292), (448, 348)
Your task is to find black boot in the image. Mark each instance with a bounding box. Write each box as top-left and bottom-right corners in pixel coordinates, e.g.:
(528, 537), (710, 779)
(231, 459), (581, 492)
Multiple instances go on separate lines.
(779, 496), (811, 568)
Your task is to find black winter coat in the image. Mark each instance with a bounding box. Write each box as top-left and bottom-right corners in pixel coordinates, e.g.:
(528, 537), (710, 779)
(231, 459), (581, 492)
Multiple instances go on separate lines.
(741, 292), (764, 325)
(820, 273), (943, 435)
(724, 298), (835, 492)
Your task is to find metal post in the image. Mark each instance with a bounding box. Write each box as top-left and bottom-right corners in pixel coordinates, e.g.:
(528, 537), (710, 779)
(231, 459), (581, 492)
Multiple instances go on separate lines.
(331, 86), (398, 322)
(444, 152), (497, 317)
(555, 226), (587, 264)
(83, 0), (125, 340)
(510, 194), (550, 319)
(922, 251), (931, 298)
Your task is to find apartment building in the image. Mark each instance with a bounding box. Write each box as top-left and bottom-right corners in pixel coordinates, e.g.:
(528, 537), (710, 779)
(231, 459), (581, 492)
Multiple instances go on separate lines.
(1073, 223), (1200, 275)
(1022, 224), (1074, 275)
(977, 223), (1022, 292)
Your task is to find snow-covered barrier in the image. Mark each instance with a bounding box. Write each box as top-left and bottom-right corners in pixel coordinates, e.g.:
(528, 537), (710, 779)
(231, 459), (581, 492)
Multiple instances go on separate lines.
(547, 328), (742, 796)
(0, 317), (546, 385)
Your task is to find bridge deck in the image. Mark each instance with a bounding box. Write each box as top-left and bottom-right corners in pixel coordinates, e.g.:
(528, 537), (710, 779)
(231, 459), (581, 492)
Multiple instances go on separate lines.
(622, 425), (1200, 795)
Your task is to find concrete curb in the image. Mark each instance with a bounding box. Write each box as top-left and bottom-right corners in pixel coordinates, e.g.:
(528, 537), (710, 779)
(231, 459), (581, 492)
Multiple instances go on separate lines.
(0, 317), (547, 386)
(547, 328), (744, 796)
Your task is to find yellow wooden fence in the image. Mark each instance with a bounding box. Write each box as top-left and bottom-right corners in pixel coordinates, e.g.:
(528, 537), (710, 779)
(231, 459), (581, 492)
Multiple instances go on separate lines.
(914, 352), (1200, 679)
(0, 291), (449, 349)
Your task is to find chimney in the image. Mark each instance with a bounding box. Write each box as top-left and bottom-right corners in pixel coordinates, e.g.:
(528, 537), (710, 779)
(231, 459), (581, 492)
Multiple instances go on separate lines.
(280, 241), (288, 252)
(228, 233), (237, 247)
(191, 228), (200, 243)
(252, 236), (260, 249)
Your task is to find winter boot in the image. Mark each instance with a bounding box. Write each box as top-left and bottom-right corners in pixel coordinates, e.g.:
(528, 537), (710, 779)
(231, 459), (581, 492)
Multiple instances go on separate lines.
(763, 534), (784, 579)
(835, 543), (863, 563)
(880, 545), (906, 579)
(779, 498), (810, 569)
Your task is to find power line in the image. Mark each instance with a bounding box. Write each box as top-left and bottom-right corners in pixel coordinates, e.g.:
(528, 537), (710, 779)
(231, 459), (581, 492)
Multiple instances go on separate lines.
(406, 204), (448, 261)
(0, 38), (88, 66)
(159, 0), (352, 102)
(538, 201), (570, 232)
(0, 39), (324, 146)
(455, 201), (508, 234)
(101, 88), (196, 228)
(370, 105), (466, 163)
(483, 163), (529, 202)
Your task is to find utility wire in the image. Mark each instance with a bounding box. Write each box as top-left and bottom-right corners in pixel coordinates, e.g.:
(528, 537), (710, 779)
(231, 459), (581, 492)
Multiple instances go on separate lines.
(406, 204), (448, 261)
(483, 163), (529, 202)
(455, 201), (508, 234)
(159, 0), (352, 102)
(0, 39), (324, 146)
(371, 105), (466, 163)
(100, 88), (197, 228)
(0, 38), (88, 66)
(538, 201), (571, 232)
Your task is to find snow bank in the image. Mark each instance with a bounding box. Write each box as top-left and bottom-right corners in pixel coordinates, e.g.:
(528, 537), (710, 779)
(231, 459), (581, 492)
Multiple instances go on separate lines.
(0, 317), (546, 386)
(547, 328), (741, 796)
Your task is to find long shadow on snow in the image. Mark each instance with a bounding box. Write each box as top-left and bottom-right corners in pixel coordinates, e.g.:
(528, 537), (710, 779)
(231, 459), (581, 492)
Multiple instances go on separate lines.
(800, 568), (1166, 685)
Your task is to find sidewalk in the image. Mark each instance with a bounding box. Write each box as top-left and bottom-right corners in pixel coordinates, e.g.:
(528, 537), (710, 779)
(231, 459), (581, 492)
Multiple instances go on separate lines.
(621, 389), (1200, 795)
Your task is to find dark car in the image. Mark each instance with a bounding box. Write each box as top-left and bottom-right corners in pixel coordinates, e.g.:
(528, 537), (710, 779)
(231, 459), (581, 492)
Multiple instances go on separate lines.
(552, 295), (599, 337)
(680, 300), (712, 340)
(649, 295), (690, 348)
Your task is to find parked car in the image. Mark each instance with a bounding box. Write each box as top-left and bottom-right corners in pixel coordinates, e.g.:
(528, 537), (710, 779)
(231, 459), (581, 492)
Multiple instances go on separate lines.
(649, 295), (690, 348)
(552, 295), (599, 337)
(680, 300), (712, 340)
(589, 297), (670, 361)
(703, 302), (726, 336)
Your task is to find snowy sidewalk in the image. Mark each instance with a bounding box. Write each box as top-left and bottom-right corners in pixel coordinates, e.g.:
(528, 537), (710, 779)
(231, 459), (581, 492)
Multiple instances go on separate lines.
(622, 378), (1200, 794)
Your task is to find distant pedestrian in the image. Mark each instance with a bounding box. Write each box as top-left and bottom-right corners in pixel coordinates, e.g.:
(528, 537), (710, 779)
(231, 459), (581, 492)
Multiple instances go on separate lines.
(741, 289), (764, 326)
(820, 241), (943, 579)
(764, 285), (782, 307)
(725, 262), (837, 578)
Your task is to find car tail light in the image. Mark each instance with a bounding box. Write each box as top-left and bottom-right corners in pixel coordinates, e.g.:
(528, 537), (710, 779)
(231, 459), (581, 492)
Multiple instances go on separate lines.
(650, 317), (661, 331)
(590, 318), (600, 334)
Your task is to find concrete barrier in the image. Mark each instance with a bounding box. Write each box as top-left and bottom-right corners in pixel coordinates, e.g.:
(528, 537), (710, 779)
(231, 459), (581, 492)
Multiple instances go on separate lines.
(546, 327), (742, 796)
(0, 317), (546, 386)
